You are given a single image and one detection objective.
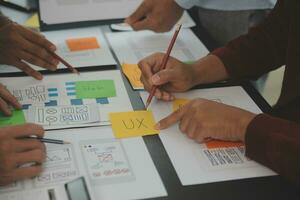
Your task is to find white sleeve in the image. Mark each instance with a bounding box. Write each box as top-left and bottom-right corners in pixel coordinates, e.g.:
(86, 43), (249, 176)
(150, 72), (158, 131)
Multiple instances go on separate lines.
(175, 0), (204, 9)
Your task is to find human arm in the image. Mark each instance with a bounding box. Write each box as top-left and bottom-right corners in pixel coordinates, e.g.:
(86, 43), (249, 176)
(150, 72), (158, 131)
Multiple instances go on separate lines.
(0, 16), (59, 80)
(0, 124), (46, 186)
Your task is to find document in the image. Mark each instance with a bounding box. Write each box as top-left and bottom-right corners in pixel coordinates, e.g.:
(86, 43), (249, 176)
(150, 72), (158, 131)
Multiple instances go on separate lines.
(0, 27), (116, 74)
(110, 110), (159, 138)
(0, 70), (132, 130)
(0, 126), (167, 200)
(140, 86), (276, 185)
(106, 29), (209, 64)
(110, 11), (196, 31)
(39, 0), (143, 25)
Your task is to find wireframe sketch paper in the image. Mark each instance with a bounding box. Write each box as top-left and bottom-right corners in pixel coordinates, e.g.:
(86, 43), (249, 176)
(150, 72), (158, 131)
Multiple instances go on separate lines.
(39, 0), (143, 25)
(0, 27), (116, 74)
(110, 11), (196, 31)
(106, 29), (209, 64)
(0, 70), (132, 130)
(0, 126), (167, 200)
(140, 86), (276, 186)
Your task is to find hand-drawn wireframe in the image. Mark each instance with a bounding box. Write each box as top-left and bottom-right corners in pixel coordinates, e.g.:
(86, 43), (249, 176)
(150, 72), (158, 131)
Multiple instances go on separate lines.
(34, 144), (79, 187)
(0, 181), (23, 194)
(8, 85), (49, 105)
(80, 139), (135, 185)
(27, 104), (100, 127)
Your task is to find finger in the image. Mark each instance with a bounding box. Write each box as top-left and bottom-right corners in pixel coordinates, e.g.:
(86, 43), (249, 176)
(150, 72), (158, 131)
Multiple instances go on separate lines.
(131, 18), (153, 31)
(138, 60), (155, 83)
(0, 84), (22, 109)
(17, 25), (56, 51)
(13, 61), (43, 80)
(4, 123), (44, 138)
(16, 35), (58, 67)
(0, 98), (11, 116)
(156, 106), (186, 130)
(186, 120), (198, 139)
(151, 69), (177, 86)
(179, 113), (190, 134)
(19, 50), (57, 71)
(15, 149), (46, 166)
(154, 88), (163, 100)
(14, 139), (45, 153)
(161, 90), (174, 101)
(125, 1), (149, 25)
(12, 165), (43, 181)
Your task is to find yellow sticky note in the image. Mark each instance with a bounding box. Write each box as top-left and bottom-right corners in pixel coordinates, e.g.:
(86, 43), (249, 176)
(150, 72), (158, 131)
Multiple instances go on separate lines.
(121, 63), (144, 89)
(25, 13), (40, 28)
(66, 37), (100, 52)
(110, 111), (159, 139)
(172, 99), (190, 111)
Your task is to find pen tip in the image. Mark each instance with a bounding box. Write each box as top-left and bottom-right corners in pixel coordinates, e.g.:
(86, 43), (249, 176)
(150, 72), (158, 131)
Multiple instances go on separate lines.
(73, 69), (80, 75)
(64, 141), (71, 144)
(145, 102), (149, 110)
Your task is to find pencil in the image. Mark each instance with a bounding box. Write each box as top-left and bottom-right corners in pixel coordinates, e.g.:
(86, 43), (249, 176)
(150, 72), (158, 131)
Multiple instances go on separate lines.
(51, 52), (80, 75)
(145, 24), (182, 109)
(26, 136), (70, 145)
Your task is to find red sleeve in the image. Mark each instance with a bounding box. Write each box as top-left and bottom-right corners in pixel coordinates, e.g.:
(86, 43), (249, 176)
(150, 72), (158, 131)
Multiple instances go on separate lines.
(212, 0), (289, 81)
(245, 114), (300, 184)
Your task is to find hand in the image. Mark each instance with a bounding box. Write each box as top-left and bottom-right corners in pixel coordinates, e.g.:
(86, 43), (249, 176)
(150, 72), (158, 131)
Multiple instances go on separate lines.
(125, 0), (184, 32)
(155, 99), (256, 142)
(0, 84), (21, 116)
(0, 124), (46, 186)
(0, 20), (59, 80)
(138, 53), (198, 101)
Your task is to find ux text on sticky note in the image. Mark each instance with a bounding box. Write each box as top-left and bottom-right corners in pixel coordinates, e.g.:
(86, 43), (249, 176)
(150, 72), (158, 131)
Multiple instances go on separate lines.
(109, 111), (159, 139)
(121, 63), (144, 89)
(75, 80), (116, 99)
(0, 110), (26, 127)
(66, 37), (100, 52)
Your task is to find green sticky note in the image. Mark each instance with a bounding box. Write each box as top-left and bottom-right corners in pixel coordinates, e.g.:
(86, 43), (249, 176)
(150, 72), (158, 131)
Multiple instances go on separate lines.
(0, 110), (26, 127)
(75, 80), (116, 99)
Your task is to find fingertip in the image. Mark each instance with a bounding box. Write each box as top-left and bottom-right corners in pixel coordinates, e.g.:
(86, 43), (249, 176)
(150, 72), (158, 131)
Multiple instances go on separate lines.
(151, 74), (160, 85)
(154, 123), (160, 130)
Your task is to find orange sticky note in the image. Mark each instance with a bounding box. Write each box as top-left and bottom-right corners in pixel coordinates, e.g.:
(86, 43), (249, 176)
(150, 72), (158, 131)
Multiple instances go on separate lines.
(205, 140), (244, 149)
(172, 99), (190, 111)
(66, 37), (100, 52)
(121, 63), (144, 89)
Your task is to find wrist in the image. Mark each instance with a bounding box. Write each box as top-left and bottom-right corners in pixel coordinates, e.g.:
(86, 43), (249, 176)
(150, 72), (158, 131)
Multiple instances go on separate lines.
(191, 55), (229, 85)
(0, 16), (12, 28)
(239, 112), (256, 142)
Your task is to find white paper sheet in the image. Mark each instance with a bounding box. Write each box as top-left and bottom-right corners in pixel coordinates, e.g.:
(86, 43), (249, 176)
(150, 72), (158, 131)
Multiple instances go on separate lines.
(110, 11), (196, 31)
(140, 86), (276, 185)
(0, 70), (132, 130)
(0, 27), (116, 74)
(0, 127), (167, 200)
(8, 84), (50, 105)
(106, 29), (209, 64)
(39, 0), (143, 25)
(27, 104), (100, 128)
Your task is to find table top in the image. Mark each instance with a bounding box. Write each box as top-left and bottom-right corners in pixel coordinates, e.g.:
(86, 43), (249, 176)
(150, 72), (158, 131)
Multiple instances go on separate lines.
(1, 4), (300, 199)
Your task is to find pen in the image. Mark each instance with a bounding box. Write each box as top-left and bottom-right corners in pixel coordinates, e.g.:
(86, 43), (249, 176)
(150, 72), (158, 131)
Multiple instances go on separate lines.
(26, 136), (70, 145)
(50, 52), (80, 75)
(145, 24), (182, 109)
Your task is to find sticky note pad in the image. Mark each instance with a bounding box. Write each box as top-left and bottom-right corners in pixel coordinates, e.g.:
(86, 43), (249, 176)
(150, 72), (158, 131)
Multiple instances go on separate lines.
(121, 63), (144, 89)
(172, 99), (190, 111)
(110, 111), (159, 139)
(75, 80), (116, 99)
(66, 37), (100, 52)
(0, 110), (26, 127)
(25, 13), (39, 28)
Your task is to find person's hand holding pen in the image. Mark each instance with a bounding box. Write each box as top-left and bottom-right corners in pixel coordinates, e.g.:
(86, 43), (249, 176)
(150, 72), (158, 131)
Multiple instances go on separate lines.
(138, 53), (229, 101)
(0, 124), (46, 186)
(0, 16), (59, 80)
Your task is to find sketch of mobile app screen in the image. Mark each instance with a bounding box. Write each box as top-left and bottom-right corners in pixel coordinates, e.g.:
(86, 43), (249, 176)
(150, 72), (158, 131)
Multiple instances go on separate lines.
(80, 139), (135, 185)
(34, 144), (79, 187)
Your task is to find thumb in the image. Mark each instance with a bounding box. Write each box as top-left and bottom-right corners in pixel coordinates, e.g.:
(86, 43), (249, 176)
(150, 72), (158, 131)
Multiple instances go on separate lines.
(155, 105), (186, 130)
(151, 69), (176, 86)
(125, 1), (148, 25)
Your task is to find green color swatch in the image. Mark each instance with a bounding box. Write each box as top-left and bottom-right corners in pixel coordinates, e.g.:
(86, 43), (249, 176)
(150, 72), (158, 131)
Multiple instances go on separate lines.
(0, 110), (26, 127)
(75, 80), (116, 99)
